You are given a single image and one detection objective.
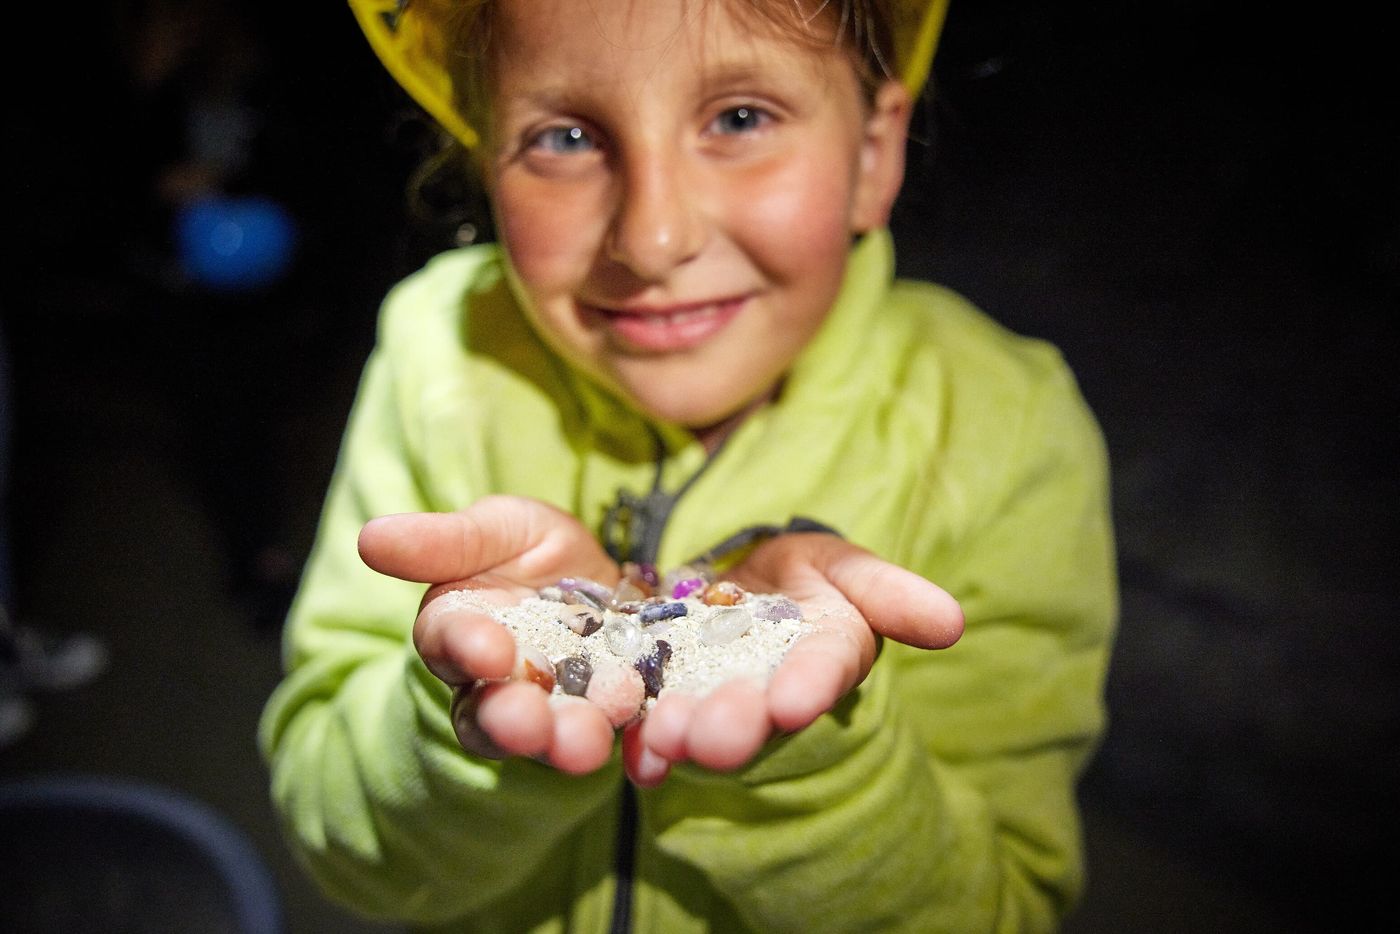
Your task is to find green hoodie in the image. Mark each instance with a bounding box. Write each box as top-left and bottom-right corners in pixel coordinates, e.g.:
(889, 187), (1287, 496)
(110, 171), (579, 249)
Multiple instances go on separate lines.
(258, 230), (1116, 932)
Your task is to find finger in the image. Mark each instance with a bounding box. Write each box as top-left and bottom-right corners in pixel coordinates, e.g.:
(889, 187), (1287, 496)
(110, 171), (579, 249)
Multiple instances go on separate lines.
(359, 495), (615, 585)
(805, 539), (964, 649)
(547, 696), (616, 775)
(414, 602), (517, 684)
(640, 691), (700, 762)
(687, 680), (771, 772)
(476, 680), (553, 758)
(622, 722), (671, 787)
(766, 629), (862, 732)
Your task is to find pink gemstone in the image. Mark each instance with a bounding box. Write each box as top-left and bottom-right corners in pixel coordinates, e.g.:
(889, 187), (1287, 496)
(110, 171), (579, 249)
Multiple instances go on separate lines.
(585, 662), (645, 727)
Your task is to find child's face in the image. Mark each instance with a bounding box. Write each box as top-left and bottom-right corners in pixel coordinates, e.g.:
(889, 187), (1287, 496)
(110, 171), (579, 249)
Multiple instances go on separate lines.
(482, 0), (910, 441)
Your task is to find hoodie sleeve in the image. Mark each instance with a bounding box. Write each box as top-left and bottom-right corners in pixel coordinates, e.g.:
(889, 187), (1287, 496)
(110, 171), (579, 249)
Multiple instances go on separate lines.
(256, 286), (619, 926)
(645, 353), (1116, 933)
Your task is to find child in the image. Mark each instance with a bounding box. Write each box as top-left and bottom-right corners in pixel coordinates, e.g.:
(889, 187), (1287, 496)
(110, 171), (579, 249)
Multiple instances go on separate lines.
(259, 1), (1116, 931)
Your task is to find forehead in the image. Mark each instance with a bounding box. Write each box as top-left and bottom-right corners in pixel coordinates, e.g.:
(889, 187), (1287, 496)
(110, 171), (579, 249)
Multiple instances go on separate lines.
(491, 0), (845, 94)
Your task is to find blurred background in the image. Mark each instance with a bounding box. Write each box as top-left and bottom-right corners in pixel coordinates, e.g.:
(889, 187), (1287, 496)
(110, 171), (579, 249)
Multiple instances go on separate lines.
(3, 1), (1395, 932)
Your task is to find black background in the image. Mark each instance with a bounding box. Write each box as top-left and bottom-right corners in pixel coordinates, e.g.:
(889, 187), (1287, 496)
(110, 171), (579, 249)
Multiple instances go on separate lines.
(6, 1), (1396, 931)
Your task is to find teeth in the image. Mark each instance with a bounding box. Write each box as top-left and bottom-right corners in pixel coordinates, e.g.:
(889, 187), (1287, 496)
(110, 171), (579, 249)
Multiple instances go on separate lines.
(595, 298), (735, 329)
(649, 305), (713, 324)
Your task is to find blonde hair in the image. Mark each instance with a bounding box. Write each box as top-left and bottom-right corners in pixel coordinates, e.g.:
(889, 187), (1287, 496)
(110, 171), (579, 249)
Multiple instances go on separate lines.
(442, 0), (899, 145)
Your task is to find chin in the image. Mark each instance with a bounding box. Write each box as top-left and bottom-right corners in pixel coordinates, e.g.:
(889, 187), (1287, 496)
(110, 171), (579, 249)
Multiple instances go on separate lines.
(624, 387), (733, 429)
(640, 398), (734, 430)
(606, 356), (781, 435)
(636, 382), (776, 442)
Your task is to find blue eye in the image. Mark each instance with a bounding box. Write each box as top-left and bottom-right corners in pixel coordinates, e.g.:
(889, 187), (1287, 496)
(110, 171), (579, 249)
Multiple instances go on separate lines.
(533, 125), (595, 153)
(710, 106), (769, 135)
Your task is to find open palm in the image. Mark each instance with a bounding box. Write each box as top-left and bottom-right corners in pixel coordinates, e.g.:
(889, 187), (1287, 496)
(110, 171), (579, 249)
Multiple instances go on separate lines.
(357, 496), (964, 786)
(629, 532), (963, 784)
(358, 495), (622, 774)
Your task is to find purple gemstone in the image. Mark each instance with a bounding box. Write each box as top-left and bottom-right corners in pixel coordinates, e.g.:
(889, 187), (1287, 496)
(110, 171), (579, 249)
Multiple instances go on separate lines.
(634, 641), (671, 698)
(558, 577), (614, 605)
(671, 577), (705, 599)
(639, 601), (688, 625)
(753, 598), (802, 621)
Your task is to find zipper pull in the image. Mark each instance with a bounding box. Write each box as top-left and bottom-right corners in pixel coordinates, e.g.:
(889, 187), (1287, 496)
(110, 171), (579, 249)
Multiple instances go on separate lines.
(601, 487), (674, 565)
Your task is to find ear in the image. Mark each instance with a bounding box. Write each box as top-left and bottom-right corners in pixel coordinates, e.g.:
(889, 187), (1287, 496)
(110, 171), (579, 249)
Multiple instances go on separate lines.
(849, 80), (914, 234)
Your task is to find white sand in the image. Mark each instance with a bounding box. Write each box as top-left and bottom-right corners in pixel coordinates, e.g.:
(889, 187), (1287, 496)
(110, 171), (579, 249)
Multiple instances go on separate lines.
(437, 589), (815, 710)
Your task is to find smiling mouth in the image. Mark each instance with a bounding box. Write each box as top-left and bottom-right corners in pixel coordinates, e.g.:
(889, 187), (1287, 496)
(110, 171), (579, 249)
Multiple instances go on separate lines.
(586, 295), (750, 353)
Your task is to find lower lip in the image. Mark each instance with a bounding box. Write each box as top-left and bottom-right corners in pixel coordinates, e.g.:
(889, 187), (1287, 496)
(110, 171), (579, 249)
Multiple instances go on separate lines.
(597, 297), (747, 353)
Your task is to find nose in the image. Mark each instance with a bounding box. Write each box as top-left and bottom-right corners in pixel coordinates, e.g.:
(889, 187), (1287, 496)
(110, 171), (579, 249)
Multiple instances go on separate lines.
(605, 147), (705, 281)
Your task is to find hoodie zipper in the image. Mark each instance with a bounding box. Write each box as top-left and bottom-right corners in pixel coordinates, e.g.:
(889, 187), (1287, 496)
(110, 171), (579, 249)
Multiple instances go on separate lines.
(609, 782), (639, 934)
(601, 424), (826, 932)
(602, 429), (711, 934)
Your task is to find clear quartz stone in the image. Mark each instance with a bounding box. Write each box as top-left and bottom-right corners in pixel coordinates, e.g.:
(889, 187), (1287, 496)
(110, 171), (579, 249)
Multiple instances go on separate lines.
(604, 617), (654, 658)
(699, 607), (753, 645)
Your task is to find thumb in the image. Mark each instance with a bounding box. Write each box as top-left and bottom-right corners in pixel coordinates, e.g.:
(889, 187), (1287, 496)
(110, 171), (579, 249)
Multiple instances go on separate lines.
(358, 495), (608, 585)
(811, 540), (964, 650)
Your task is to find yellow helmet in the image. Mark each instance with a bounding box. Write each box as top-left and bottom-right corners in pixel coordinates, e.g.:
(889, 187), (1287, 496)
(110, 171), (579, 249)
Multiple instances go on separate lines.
(348, 0), (952, 149)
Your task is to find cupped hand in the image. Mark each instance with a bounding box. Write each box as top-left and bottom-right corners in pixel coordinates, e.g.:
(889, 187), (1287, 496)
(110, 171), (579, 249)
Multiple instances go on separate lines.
(357, 495), (621, 775)
(626, 533), (964, 786)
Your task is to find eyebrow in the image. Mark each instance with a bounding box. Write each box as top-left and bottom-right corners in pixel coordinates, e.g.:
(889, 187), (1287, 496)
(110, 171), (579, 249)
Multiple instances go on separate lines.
(695, 64), (777, 95)
(511, 60), (808, 113)
(494, 30), (830, 127)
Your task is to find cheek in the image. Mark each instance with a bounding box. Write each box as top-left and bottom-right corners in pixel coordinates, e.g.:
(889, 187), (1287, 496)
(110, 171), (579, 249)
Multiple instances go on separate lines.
(729, 156), (857, 271)
(492, 181), (601, 293)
